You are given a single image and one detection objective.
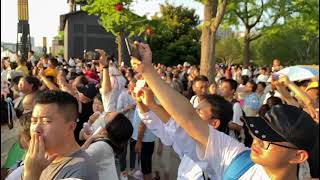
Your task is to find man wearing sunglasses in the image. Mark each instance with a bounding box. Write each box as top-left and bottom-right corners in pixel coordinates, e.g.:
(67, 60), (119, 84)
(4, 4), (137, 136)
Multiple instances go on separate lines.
(130, 43), (318, 179)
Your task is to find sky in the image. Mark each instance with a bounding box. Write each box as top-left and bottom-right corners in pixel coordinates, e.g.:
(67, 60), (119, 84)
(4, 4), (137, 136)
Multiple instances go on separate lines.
(1, 0), (203, 48)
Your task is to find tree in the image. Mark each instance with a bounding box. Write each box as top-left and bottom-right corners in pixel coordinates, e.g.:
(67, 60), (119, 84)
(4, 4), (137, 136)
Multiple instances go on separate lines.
(216, 37), (242, 65)
(148, 3), (201, 66)
(196, 0), (228, 83)
(225, 0), (292, 67)
(253, 19), (319, 66)
(81, 0), (149, 66)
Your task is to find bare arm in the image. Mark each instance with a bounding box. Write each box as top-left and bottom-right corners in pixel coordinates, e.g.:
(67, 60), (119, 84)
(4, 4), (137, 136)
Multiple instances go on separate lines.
(96, 49), (112, 95)
(131, 44), (208, 148)
(39, 70), (60, 91)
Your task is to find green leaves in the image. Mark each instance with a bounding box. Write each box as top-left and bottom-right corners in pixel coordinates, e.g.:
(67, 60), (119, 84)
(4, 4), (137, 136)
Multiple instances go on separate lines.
(82, 0), (147, 36)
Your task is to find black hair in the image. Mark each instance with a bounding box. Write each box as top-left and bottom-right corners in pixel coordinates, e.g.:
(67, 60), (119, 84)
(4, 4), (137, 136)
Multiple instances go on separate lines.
(49, 58), (59, 67)
(29, 50), (34, 54)
(258, 104), (270, 117)
(23, 76), (41, 91)
(198, 94), (233, 134)
(266, 96), (283, 107)
(105, 113), (133, 154)
(241, 75), (250, 85)
(222, 79), (238, 91)
(94, 93), (102, 102)
(193, 75), (209, 83)
(35, 91), (79, 122)
(247, 80), (257, 92)
(11, 75), (23, 85)
(257, 82), (267, 89)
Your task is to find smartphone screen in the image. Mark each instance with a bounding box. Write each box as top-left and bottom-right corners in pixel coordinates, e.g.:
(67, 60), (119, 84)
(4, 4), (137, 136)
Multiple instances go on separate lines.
(134, 80), (146, 95)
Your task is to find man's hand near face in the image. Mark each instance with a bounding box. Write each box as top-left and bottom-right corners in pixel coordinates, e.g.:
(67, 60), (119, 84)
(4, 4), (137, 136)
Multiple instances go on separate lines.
(23, 134), (58, 180)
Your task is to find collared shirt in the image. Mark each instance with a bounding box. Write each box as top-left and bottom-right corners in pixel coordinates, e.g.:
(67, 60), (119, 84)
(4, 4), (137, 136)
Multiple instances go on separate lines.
(139, 110), (216, 180)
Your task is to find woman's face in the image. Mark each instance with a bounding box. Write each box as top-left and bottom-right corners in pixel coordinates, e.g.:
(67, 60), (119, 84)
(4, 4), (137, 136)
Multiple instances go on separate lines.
(18, 79), (33, 94)
(92, 98), (103, 113)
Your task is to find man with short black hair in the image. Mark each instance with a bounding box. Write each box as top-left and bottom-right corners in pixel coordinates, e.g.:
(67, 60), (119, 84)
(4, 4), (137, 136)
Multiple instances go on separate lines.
(23, 90), (98, 180)
(220, 79), (244, 141)
(190, 75), (209, 107)
(243, 80), (260, 116)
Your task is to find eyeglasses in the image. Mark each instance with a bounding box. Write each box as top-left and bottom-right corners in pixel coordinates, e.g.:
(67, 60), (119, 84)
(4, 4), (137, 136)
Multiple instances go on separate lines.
(251, 133), (299, 150)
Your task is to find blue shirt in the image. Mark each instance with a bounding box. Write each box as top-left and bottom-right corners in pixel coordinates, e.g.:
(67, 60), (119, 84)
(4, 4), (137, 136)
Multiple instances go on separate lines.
(131, 107), (157, 142)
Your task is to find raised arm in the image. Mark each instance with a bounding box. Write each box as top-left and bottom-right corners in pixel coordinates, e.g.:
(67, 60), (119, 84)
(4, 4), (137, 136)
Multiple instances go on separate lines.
(131, 43), (208, 148)
(38, 69), (60, 91)
(96, 49), (112, 95)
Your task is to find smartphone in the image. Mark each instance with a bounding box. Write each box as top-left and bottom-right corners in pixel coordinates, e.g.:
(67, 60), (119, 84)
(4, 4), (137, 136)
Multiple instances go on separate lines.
(125, 37), (142, 61)
(134, 80), (146, 96)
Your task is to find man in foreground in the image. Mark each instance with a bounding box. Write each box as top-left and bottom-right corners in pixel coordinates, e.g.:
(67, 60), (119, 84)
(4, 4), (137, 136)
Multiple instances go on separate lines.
(23, 91), (98, 180)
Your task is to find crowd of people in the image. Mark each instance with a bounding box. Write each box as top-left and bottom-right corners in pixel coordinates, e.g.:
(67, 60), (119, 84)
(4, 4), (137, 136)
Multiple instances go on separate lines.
(1, 44), (319, 180)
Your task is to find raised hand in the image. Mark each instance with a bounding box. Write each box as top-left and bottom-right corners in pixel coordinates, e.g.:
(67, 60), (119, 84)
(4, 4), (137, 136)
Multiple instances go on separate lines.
(95, 49), (108, 67)
(140, 87), (156, 107)
(130, 43), (153, 74)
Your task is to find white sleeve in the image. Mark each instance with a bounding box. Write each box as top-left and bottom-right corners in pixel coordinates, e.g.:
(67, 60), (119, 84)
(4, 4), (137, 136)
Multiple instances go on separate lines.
(86, 141), (113, 164)
(138, 111), (173, 146)
(232, 102), (244, 126)
(196, 126), (248, 178)
(116, 92), (125, 112)
(100, 88), (117, 113)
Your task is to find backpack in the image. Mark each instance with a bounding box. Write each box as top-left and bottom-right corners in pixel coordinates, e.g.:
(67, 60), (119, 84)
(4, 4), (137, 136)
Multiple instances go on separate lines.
(223, 150), (254, 180)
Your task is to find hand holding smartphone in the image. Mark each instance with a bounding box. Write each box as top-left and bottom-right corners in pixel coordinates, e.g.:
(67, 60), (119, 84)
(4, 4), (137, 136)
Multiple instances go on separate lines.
(125, 37), (142, 61)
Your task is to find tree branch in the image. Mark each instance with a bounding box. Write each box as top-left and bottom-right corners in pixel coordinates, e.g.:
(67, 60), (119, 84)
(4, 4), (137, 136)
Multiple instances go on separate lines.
(249, 33), (262, 42)
(210, 0), (229, 32)
(249, 0), (264, 29)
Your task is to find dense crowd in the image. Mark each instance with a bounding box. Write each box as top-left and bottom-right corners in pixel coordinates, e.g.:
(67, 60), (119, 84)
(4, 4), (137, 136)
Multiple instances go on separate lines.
(1, 45), (319, 180)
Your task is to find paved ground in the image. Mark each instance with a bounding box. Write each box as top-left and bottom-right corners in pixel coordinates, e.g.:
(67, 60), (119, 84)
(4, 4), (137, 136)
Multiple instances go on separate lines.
(124, 140), (181, 180)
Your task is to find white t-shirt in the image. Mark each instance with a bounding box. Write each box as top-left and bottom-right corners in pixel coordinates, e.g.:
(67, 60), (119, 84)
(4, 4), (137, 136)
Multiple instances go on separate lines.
(190, 95), (200, 108)
(256, 74), (269, 83)
(100, 88), (119, 113)
(116, 89), (136, 121)
(85, 141), (119, 180)
(196, 127), (310, 180)
(139, 111), (215, 180)
(90, 112), (108, 132)
(229, 102), (243, 139)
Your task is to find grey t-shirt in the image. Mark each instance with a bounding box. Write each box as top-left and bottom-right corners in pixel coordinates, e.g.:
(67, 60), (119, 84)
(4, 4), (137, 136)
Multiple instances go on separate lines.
(39, 149), (98, 180)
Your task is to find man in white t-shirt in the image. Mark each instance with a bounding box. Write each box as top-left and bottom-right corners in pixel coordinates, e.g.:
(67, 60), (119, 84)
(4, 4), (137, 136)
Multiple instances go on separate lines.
(190, 75), (209, 108)
(130, 43), (317, 180)
(256, 67), (269, 84)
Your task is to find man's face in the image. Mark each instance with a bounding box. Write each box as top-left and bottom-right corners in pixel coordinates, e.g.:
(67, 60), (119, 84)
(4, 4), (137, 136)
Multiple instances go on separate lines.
(219, 82), (234, 98)
(192, 81), (208, 96)
(31, 104), (75, 154)
(196, 99), (221, 129)
(250, 137), (301, 168)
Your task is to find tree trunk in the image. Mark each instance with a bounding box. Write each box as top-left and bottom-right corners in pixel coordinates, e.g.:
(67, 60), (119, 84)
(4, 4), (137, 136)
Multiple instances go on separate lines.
(243, 28), (250, 68)
(117, 32), (125, 67)
(200, 0), (215, 83)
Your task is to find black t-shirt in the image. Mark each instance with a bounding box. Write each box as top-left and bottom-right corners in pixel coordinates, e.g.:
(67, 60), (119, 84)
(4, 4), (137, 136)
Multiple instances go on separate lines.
(74, 101), (93, 145)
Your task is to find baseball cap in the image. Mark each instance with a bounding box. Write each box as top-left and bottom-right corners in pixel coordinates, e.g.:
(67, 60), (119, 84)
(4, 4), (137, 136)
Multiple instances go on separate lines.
(242, 104), (318, 152)
(183, 62), (190, 67)
(306, 81), (318, 92)
(76, 83), (98, 99)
